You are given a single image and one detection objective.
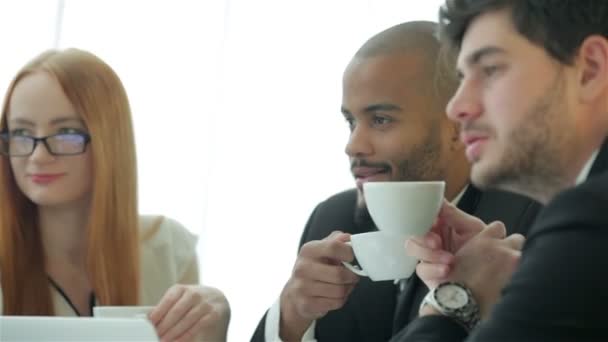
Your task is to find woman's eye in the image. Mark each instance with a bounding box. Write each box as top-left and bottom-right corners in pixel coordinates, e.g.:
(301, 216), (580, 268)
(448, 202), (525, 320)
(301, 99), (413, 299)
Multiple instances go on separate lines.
(9, 128), (29, 136)
(58, 127), (83, 134)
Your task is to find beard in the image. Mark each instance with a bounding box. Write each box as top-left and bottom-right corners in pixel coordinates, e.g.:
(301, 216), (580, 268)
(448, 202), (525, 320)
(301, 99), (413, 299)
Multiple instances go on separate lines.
(472, 70), (572, 201)
(353, 127), (444, 227)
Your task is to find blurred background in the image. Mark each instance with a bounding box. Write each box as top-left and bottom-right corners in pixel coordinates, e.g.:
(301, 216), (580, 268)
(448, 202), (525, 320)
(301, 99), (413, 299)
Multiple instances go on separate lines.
(0, 1), (444, 340)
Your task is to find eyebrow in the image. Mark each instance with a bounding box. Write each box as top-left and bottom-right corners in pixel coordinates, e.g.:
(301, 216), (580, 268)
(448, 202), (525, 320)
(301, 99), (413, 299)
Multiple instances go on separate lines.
(466, 46), (507, 66)
(457, 46), (508, 77)
(9, 116), (85, 126)
(50, 117), (85, 126)
(341, 103), (403, 116)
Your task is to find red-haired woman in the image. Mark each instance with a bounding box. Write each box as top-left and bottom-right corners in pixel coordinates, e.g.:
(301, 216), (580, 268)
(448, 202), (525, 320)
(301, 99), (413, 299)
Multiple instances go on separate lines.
(0, 49), (230, 342)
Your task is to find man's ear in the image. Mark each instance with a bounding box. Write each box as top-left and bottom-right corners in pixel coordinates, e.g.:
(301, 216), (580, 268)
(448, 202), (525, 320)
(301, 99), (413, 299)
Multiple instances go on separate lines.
(578, 35), (608, 103)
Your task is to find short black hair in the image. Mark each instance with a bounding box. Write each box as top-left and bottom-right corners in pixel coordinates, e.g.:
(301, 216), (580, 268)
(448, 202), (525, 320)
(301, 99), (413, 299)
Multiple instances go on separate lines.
(353, 21), (459, 111)
(439, 0), (608, 64)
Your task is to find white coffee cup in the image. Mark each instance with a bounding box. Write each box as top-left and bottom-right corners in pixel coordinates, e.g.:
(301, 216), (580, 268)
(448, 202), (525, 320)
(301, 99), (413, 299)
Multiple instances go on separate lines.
(363, 181), (445, 236)
(93, 306), (154, 319)
(342, 231), (418, 281)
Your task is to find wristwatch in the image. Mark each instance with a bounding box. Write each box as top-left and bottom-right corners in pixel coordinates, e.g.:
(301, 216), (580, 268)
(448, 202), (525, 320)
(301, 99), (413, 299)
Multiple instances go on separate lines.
(420, 281), (480, 331)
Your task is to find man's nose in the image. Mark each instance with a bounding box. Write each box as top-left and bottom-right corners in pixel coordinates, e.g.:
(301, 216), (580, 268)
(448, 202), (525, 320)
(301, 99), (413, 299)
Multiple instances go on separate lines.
(345, 124), (373, 158)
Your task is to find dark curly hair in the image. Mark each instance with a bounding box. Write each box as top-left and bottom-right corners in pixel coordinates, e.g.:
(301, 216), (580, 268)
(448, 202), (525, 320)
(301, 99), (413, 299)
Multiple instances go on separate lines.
(439, 0), (608, 64)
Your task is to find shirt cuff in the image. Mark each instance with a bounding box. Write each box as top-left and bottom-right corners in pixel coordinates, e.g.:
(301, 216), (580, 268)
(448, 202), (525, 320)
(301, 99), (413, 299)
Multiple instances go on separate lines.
(265, 298), (317, 341)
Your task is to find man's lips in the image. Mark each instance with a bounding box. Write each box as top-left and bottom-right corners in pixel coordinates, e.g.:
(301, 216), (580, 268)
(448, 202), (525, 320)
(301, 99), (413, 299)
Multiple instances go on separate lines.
(352, 166), (390, 188)
(461, 132), (489, 161)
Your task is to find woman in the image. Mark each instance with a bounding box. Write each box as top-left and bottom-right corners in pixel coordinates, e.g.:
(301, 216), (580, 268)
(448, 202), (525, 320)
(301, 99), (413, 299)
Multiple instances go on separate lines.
(0, 49), (230, 341)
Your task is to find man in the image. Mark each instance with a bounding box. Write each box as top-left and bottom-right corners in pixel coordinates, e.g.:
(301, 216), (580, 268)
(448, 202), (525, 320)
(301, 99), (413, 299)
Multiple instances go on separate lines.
(394, 1), (608, 341)
(251, 21), (539, 342)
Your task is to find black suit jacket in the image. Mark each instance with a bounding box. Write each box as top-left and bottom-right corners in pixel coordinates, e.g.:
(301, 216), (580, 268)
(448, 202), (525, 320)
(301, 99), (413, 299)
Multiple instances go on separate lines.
(251, 185), (540, 342)
(393, 140), (608, 342)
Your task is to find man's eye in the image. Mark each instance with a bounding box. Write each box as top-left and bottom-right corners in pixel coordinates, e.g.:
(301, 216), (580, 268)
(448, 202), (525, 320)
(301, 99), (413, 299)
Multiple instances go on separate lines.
(345, 117), (356, 131)
(372, 116), (391, 126)
(482, 65), (501, 78)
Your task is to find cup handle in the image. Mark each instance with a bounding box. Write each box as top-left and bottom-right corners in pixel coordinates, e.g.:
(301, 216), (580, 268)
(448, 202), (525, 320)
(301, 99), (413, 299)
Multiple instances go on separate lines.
(341, 261), (368, 276)
(341, 241), (368, 277)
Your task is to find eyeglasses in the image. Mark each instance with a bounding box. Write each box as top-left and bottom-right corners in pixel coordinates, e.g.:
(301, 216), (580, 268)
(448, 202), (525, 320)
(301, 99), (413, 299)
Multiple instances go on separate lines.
(0, 132), (91, 157)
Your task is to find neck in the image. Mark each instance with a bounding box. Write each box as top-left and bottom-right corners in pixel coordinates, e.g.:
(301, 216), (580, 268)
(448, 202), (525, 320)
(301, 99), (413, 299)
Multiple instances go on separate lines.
(444, 160), (471, 202)
(511, 137), (603, 205)
(38, 200), (90, 270)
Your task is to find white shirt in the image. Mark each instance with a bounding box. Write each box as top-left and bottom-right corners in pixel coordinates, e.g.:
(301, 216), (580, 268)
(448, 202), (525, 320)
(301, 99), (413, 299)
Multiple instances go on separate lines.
(265, 186), (468, 342)
(575, 149), (599, 185)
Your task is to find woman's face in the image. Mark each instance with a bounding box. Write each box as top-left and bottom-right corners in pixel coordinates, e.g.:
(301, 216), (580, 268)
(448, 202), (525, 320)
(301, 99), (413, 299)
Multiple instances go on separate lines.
(6, 72), (93, 208)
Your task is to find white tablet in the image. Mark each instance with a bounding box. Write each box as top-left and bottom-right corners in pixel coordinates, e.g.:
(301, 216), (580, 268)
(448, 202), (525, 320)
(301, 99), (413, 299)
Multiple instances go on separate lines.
(0, 316), (159, 341)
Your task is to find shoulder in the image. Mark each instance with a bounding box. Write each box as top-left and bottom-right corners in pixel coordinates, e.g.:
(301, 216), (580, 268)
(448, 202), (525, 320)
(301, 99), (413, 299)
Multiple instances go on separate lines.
(139, 215), (198, 249)
(300, 189), (361, 242)
(312, 188), (358, 215)
(138, 215), (199, 303)
(139, 215), (198, 268)
(531, 172), (608, 235)
(472, 187), (542, 236)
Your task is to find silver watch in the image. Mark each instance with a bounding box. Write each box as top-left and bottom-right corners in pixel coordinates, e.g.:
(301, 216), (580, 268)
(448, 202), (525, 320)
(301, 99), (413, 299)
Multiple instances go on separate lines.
(420, 281), (480, 331)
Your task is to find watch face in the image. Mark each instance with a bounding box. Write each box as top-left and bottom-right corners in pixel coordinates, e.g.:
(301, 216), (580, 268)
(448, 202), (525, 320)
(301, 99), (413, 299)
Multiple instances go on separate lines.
(436, 284), (469, 309)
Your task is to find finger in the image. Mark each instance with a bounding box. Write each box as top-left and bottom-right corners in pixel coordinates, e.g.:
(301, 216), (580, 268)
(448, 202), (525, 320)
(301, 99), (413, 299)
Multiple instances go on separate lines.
(156, 290), (199, 337)
(298, 296), (347, 317)
(296, 279), (356, 300)
(416, 262), (450, 288)
(322, 230), (352, 243)
(408, 232), (441, 250)
(503, 233), (525, 251)
(149, 285), (186, 325)
(174, 308), (224, 342)
(293, 258), (359, 285)
(173, 311), (215, 342)
(300, 236), (355, 264)
(481, 221), (507, 239)
(161, 301), (211, 342)
(439, 200), (485, 235)
(405, 238), (454, 264)
(323, 230), (346, 241)
(499, 248), (523, 270)
(424, 232), (443, 250)
(429, 215), (446, 236)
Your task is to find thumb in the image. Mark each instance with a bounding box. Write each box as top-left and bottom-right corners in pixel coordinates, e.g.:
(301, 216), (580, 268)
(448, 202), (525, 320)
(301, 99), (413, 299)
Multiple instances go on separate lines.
(439, 200), (485, 235)
(480, 221), (507, 239)
(503, 233), (525, 251)
(324, 230), (351, 243)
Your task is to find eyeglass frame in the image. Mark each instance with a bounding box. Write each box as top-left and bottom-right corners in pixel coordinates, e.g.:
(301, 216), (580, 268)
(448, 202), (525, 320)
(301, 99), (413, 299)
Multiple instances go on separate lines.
(0, 131), (91, 157)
